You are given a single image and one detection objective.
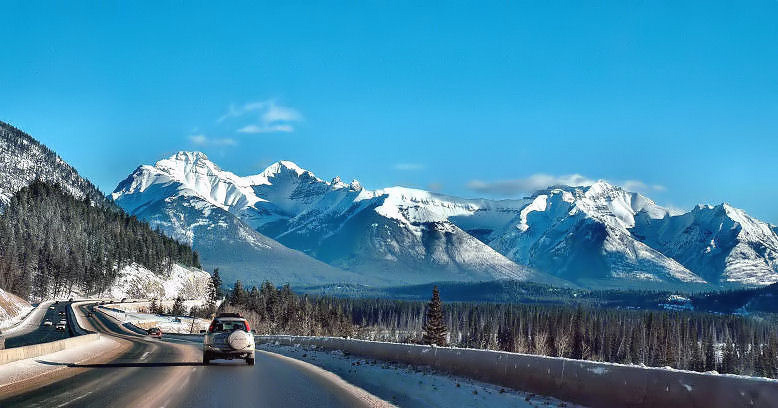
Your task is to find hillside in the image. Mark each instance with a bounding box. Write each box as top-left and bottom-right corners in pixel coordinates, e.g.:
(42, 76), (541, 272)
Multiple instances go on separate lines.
(0, 121), (107, 207)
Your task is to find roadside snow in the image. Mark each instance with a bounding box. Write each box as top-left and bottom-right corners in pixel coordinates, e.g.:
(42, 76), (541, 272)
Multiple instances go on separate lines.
(0, 288), (34, 330)
(258, 342), (585, 408)
(98, 305), (210, 334)
(0, 335), (119, 389)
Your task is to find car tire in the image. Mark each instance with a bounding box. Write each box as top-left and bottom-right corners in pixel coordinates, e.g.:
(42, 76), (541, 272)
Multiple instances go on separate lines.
(246, 357), (254, 366)
(203, 352), (211, 365)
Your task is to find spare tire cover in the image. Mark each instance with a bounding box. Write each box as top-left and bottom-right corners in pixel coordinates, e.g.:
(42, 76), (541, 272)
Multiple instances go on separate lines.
(228, 330), (250, 350)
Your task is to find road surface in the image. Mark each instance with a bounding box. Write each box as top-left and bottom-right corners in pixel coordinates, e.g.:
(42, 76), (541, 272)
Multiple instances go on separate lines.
(0, 304), (387, 408)
(4, 302), (73, 348)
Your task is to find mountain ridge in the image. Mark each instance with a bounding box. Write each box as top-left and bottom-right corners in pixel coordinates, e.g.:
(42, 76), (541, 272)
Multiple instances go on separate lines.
(112, 151), (778, 289)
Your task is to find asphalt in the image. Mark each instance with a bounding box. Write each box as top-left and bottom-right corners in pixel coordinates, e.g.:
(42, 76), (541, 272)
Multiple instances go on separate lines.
(0, 305), (386, 408)
(4, 302), (73, 348)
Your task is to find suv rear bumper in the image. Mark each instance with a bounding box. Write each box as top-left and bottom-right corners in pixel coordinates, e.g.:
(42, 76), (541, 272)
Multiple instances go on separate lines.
(204, 348), (255, 359)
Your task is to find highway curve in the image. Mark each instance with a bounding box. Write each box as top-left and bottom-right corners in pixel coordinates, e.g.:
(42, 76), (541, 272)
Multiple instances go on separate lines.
(4, 302), (73, 348)
(0, 305), (388, 408)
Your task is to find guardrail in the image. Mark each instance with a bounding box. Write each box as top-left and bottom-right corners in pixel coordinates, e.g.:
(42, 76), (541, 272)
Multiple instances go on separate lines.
(257, 335), (778, 408)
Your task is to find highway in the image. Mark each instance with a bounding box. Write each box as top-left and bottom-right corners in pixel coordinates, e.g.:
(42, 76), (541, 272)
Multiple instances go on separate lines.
(0, 304), (387, 408)
(4, 302), (73, 348)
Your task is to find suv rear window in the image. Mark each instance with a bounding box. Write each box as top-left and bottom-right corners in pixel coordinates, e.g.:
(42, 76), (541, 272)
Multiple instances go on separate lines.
(209, 320), (248, 333)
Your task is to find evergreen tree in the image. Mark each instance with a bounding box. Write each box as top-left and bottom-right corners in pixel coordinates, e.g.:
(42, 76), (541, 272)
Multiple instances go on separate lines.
(422, 286), (447, 346)
(230, 280), (247, 305)
(211, 268), (223, 300)
(571, 305), (585, 359)
(171, 296), (186, 316)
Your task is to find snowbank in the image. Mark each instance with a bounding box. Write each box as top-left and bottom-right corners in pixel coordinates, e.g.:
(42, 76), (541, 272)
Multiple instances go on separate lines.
(0, 288), (33, 330)
(259, 342), (583, 408)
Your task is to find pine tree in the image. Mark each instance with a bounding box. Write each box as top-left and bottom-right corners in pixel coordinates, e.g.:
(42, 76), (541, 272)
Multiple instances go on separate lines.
(171, 296), (186, 316)
(422, 286), (447, 346)
(230, 280), (247, 305)
(211, 268), (223, 301)
(571, 305), (585, 360)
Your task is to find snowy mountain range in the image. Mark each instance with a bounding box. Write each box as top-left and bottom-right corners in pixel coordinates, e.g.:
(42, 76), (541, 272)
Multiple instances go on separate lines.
(112, 152), (778, 290)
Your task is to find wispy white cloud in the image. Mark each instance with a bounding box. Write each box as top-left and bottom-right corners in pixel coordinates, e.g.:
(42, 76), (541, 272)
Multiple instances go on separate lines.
(189, 134), (237, 147)
(393, 163), (425, 171)
(219, 100), (302, 134)
(467, 173), (666, 196)
(467, 174), (594, 195)
(622, 180), (666, 194)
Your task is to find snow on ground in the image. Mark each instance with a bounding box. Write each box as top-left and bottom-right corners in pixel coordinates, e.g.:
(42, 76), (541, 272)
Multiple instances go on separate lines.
(105, 263), (211, 301)
(0, 335), (119, 389)
(98, 305), (210, 334)
(258, 342), (585, 408)
(0, 288), (33, 330)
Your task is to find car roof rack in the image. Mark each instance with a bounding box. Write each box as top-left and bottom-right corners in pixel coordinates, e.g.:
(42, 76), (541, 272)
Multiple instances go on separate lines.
(215, 312), (243, 318)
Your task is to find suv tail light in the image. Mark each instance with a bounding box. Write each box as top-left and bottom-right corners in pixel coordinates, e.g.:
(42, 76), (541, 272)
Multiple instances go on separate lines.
(244, 320), (250, 332)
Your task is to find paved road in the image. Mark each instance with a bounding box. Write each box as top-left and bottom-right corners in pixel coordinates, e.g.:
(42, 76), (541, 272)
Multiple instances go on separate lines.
(4, 302), (73, 348)
(1, 305), (384, 408)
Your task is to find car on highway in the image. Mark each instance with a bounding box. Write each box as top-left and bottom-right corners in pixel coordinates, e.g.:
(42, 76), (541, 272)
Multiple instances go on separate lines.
(55, 322), (66, 331)
(202, 313), (255, 365)
(147, 327), (162, 338)
(42, 320), (53, 326)
(49, 306), (55, 310)
(58, 310), (65, 317)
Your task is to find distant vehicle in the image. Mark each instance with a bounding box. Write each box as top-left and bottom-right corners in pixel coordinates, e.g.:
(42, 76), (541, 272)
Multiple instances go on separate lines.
(58, 311), (65, 316)
(147, 327), (162, 338)
(202, 313), (255, 365)
(49, 306), (55, 310)
(55, 322), (66, 331)
(58, 319), (66, 325)
(43, 320), (53, 326)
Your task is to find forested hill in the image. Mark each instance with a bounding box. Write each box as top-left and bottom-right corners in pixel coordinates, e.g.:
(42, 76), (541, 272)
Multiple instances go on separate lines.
(0, 181), (201, 300)
(0, 121), (108, 207)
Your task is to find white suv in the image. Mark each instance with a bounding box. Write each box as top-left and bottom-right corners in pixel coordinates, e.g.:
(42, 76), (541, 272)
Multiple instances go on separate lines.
(202, 313), (255, 365)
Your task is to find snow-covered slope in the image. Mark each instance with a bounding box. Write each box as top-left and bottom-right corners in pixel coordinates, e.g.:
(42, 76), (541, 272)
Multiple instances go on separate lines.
(0, 287), (33, 330)
(112, 153), (372, 287)
(482, 183), (707, 289)
(113, 153), (564, 286)
(0, 121), (108, 207)
(113, 151), (778, 290)
(106, 263), (213, 300)
(632, 203), (778, 286)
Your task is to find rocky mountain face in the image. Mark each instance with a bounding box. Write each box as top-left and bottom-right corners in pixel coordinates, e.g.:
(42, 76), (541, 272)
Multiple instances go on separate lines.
(113, 151), (778, 290)
(0, 121), (107, 207)
(112, 153), (563, 287)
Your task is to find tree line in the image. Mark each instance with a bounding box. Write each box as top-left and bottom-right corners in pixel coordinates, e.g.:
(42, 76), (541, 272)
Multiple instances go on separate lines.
(222, 279), (353, 337)
(0, 181), (201, 300)
(224, 282), (778, 379)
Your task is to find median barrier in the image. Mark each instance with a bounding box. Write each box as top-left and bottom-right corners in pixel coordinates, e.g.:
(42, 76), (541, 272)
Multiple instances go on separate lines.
(0, 333), (100, 365)
(257, 335), (778, 408)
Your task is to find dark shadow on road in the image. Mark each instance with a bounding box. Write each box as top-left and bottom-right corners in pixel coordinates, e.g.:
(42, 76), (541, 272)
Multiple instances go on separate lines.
(34, 360), (202, 368)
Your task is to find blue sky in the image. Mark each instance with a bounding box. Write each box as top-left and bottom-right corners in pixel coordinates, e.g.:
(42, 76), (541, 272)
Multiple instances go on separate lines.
(1, 1), (777, 223)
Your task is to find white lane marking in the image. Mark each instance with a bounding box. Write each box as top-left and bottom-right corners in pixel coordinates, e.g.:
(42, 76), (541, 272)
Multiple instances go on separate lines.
(56, 391), (93, 407)
(140, 351), (150, 360)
